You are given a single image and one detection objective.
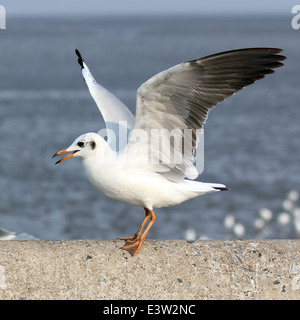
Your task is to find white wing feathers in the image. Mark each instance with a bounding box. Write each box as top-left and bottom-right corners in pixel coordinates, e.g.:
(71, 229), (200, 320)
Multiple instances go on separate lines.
(129, 48), (285, 181)
(75, 50), (134, 148)
(75, 48), (285, 182)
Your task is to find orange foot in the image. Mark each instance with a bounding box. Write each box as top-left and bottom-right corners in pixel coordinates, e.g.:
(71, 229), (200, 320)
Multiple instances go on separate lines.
(121, 238), (144, 256)
(117, 234), (141, 241)
(118, 208), (156, 256)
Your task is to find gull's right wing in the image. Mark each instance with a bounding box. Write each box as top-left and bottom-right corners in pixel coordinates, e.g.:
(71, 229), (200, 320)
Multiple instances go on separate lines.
(75, 49), (135, 149)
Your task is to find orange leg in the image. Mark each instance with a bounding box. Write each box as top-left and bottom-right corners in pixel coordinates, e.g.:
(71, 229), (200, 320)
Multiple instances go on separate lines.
(119, 208), (156, 256)
(117, 208), (151, 241)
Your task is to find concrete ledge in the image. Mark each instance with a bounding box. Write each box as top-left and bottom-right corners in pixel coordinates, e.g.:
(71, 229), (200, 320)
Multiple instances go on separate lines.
(0, 239), (300, 299)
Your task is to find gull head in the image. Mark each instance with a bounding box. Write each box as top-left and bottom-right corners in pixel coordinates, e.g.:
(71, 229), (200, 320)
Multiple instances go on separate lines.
(53, 132), (102, 164)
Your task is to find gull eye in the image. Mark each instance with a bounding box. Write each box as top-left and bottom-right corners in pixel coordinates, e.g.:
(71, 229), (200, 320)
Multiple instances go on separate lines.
(77, 141), (85, 148)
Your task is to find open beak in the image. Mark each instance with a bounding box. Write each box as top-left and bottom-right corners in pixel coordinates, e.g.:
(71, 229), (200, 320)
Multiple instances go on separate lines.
(52, 149), (79, 165)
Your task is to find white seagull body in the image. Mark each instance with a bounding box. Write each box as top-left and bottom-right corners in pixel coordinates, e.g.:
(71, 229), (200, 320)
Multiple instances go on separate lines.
(53, 48), (285, 255)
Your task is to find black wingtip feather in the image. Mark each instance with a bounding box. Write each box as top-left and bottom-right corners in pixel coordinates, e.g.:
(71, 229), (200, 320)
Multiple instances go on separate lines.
(213, 186), (230, 191)
(75, 49), (84, 69)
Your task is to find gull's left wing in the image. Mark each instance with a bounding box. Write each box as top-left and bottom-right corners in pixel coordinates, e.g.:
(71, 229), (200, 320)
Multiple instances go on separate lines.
(127, 48), (286, 181)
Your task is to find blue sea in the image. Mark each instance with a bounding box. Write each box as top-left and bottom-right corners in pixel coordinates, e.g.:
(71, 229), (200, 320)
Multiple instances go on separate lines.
(0, 15), (299, 240)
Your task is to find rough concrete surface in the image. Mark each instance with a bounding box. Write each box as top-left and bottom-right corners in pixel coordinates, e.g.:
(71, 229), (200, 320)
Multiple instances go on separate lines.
(0, 239), (300, 299)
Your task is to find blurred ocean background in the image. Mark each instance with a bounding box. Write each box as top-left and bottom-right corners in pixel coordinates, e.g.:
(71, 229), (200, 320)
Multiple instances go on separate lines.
(0, 15), (299, 241)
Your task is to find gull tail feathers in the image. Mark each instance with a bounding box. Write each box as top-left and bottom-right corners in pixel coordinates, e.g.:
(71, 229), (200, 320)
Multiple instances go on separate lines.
(183, 180), (229, 193)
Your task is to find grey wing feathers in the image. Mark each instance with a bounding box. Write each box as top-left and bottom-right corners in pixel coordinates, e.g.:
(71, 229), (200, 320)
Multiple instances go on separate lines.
(131, 48), (286, 181)
(184, 48), (285, 128)
(136, 48), (285, 132)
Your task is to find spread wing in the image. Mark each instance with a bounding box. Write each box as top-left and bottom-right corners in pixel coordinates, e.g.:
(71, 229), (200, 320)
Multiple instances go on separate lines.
(127, 48), (285, 181)
(75, 49), (135, 150)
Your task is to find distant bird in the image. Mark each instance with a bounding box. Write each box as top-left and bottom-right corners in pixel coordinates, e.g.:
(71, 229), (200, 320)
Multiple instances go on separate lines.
(53, 48), (285, 256)
(0, 228), (38, 240)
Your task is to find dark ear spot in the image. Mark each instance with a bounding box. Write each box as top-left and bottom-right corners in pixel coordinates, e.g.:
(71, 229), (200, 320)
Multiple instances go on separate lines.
(90, 141), (96, 150)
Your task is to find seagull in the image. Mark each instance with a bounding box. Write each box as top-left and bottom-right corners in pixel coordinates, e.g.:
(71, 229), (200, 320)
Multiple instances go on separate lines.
(53, 48), (285, 256)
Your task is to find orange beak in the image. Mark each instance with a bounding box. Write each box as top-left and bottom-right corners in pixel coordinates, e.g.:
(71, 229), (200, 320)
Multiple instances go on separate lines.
(52, 149), (79, 165)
